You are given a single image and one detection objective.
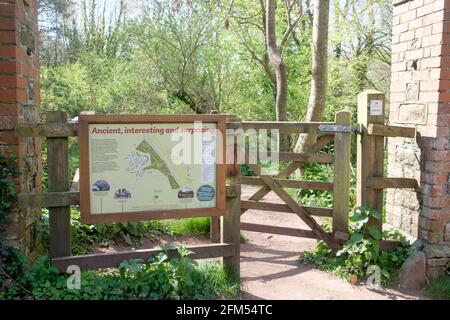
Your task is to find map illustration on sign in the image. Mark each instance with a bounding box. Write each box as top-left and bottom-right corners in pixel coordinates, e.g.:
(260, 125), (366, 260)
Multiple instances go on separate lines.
(87, 122), (218, 215)
(135, 139), (180, 189)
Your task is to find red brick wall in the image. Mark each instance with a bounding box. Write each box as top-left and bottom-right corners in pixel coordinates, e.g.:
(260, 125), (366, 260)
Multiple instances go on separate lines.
(0, 0), (42, 257)
(387, 0), (450, 244)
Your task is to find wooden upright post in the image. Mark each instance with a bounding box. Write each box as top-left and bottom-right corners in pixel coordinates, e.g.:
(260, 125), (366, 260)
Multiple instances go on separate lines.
(47, 111), (71, 257)
(210, 110), (221, 243)
(333, 110), (352, 236)
(357, 90), (385, 232)
(221, 116), (241, 274)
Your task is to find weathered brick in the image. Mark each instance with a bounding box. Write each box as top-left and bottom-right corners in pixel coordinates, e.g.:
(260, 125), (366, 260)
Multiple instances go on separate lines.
(422, 33), (443, 47)
(420, 56), (442, 69)
(400, 10), (417, 24)
(431, 0), (446, 12)
(0, 103), (18, 116)
(405, 48), (424, 60)
(428, 68), (442, 80)
(427, 258), (449, 267)
(430, 45), (442, 57)
(0, 17), (15, 31)
(416, 25), (433, 38)
(424, 150), (450, 161)
(392, 41), (409, 53)
(432, 22), (444, 35)
(393, 22), (410, 34)
(410, 0), (425, 10)
(400, 30), (415, 42)
(0, 30), (16, 44)
(0, 0), (41, 258)
(417, 3), (434, 18)
(420, 79), (440, 91)
(420, 91), (441, 102)
(424, 209), (450, 221)
(423, 183), (448, 196)
(0, 130), (18, 145)
(423, 10), (445, 27)
(423, 195), (450, 208)
(0, 60), (18, 73)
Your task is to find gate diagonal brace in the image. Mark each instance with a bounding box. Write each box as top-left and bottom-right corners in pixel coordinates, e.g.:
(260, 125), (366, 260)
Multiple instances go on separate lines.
(241, 134), (335, 215)
(247, 163), (340, 249)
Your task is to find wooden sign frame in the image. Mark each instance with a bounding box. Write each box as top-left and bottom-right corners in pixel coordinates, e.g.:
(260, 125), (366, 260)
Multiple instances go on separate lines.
(78, 114), (227, 224)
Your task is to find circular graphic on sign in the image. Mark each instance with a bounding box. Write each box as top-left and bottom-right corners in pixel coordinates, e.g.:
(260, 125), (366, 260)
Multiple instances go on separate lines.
(196, 185), (215, 201)
(113, 188), (131, 200)
(178, 187), (194, 199)
(92, 180), (110, 192)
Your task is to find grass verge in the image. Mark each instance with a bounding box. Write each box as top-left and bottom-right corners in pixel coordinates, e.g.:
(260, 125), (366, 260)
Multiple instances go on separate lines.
(425, 275), (450, 300)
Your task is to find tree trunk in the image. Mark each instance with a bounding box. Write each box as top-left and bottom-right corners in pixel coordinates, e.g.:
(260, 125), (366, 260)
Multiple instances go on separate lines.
(266, 0), (289, 152)
(294, 0), (330, 153)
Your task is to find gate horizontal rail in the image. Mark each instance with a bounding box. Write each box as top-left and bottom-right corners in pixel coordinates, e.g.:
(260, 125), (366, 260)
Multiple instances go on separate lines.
(240, 223), (318, 239)
(241, 200), (333, 217)
(241, 177), (333, 191)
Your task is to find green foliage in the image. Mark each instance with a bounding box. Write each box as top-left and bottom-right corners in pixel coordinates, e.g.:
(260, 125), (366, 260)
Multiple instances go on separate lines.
(0, 153), (19, 233)
(1, 246), (240, 300)
(241, 164), (256, 177)
(425, 275), (450, 300)
(165, 218), (210, 237)
(299, 206), (413, 286)
(37, 207), (172, 255)
(36, 207), (213, 255)
(0, 152), (28, 300)
(293, 157), (357, 210)
(296, 163), (334, 208)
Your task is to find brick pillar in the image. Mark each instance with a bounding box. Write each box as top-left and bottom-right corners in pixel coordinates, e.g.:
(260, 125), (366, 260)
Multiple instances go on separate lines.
(0, 0), (42, 258)
(388, 0), (450, 278)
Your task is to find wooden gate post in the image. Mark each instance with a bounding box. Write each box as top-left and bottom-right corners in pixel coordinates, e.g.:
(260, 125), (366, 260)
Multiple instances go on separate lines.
(210, 110), (221, 243)
(47, 111), (71, 257)
(221, 116), (241, 274)
(357, 90), (385, 232)
(333, 110), (352, 236)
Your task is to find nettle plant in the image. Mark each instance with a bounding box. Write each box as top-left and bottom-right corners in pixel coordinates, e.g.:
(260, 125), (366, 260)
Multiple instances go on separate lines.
(300, 206), (413, 285)
(337, 207), (383, 277)
(337, 206), (412, 284)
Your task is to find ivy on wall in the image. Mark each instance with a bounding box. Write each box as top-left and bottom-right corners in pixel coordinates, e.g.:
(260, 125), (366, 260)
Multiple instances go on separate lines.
(0, 152), (20, 242)
(0, 152), (33, 298)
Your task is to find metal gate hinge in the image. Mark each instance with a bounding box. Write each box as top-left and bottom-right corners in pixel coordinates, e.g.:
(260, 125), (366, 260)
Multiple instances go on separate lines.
(319, 124), (351, 133)
(318, 124), (360, 134)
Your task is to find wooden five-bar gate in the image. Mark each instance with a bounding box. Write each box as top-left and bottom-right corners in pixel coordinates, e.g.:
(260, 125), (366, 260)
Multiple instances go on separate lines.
(236, 110), (351, 250)
(14, 90), (418, 277)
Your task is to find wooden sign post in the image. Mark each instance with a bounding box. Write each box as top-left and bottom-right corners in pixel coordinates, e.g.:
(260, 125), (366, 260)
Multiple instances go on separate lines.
(47, 111), (71, 257)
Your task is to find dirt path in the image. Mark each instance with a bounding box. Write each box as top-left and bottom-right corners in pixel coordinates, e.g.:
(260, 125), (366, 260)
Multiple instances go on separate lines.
(239, 186), (425, 300)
